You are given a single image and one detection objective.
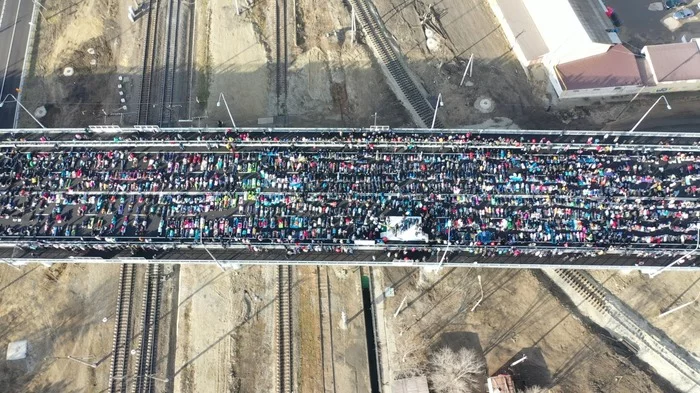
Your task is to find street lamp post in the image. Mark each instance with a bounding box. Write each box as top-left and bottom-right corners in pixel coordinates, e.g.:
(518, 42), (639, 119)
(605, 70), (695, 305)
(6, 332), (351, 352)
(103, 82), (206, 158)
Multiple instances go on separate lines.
(629, 95), (671, 132)
(0, 94), (46, 128)
(216, 93), (237, 129)
(438, 219), (451, 267)
(658, 292), (700, 318)
(430, 93), (443, 129)
(470, 275), (484, 312)
(649, 226), (699, 278)
(143, 374), (169, 383)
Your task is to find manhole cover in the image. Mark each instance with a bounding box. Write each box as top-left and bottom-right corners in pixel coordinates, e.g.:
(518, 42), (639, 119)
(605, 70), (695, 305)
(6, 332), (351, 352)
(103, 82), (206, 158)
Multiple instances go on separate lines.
(474, 96), (494, 113)
(34, 106), (47, 118)
(87, 47), (96, 55)
(90, 59), (97, 66)
(63, 67), (74, 77)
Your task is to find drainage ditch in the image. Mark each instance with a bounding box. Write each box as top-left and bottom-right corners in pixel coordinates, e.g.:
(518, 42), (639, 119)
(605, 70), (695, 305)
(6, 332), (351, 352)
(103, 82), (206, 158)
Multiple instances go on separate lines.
(361, 274), (381, 392)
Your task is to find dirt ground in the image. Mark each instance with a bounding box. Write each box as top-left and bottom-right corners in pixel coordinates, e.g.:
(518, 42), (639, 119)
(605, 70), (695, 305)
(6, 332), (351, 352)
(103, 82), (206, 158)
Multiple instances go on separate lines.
(0, 263), (119, 393)
(589, 270), (700, 357)
(18, 0), (145, 128)
(297, 266), (372, 393)
(378, 267), (670, 393)
(369, 0), (569, 129)
(19, 0), (668, 131)
(199, 0), (408, 127)
(172, 264), (277, 393)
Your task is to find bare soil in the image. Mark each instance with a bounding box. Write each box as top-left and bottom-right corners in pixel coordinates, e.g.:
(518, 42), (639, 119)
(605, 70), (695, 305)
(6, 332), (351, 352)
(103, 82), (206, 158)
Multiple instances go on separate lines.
(197, 0), (409, 128)
(0, 263), (119, 393)
(589, 270), (700, 357)
(172, 264), (277, 393)
(379, 267), (671, 393)
(19, 0), (144, 128)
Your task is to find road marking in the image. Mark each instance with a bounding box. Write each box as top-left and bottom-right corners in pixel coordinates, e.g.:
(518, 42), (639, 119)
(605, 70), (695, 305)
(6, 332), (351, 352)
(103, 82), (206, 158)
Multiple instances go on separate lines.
(1, 0), (21, 98)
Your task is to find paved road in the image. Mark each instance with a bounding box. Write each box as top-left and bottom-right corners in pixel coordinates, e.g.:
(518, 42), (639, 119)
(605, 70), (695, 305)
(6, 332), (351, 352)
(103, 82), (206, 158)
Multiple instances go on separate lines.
(607, 109), (700, 132)
(606, 0), (700, 47)
(3, 245), (693, 270)
(0, 0), (32, 128)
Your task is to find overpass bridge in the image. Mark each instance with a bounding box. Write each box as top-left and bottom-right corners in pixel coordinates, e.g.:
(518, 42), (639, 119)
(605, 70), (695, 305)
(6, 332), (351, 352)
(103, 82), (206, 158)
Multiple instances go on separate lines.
(1, 126), (699, 270)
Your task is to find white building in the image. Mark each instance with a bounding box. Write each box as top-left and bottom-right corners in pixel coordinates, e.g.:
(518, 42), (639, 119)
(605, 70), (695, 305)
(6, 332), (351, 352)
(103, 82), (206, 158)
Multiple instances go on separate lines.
(487, 0), (619, 67)
(487, 0), (700, 99)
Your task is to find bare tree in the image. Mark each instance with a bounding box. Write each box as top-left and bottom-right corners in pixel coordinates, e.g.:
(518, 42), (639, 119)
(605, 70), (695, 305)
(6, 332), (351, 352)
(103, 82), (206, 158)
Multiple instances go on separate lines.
(394, 335), (428, 379)
(429, 347), (485, 393)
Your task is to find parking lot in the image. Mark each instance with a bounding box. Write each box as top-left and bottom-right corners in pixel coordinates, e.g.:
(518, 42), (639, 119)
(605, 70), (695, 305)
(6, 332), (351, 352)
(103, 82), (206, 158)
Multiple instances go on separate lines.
(606, 0), (700, 47)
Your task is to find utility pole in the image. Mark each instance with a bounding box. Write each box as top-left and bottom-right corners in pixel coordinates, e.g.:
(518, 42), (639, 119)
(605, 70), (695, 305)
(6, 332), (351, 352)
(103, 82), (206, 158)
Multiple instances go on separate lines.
(217, 93), (237, 129)
(470, 275), (483, 312)
(351, 7), (357, 44)
(66, 355), (98, 368)
(459, 53), (474, 86)
(393, 295), (407, 318)
(431, 93), (443, 129)
(649, 226), (699, 278)
(658, 293), (700, 318)
(0, 94), (46, 128)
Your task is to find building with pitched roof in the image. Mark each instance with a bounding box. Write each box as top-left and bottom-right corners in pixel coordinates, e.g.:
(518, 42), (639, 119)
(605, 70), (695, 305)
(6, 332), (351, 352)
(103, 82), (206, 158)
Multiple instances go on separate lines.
(487, 0), (700, 98)
(642, 40), (700, 93)
(552, 44), (644, 98)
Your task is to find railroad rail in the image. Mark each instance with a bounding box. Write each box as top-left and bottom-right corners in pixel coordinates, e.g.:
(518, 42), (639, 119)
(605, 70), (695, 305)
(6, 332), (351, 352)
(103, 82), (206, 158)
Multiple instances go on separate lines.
(556, 269), (609, 313)
(160, 0), (181, 126)
(277, 265), (294, 393)
(553, 269), (700, 391)
(108, 264), (137, 393)
(317, 266), (337, 393)
(137, 0), (161, 125)
(275, 0), (289, 120)
(348, 0), (441, 128)
(133, 264), (163, 393)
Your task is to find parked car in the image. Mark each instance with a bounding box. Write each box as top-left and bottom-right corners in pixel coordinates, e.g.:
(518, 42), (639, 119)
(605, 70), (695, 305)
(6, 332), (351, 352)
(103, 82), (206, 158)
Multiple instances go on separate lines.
(665, 0), (689, 9)
(673, 8), (694, 19)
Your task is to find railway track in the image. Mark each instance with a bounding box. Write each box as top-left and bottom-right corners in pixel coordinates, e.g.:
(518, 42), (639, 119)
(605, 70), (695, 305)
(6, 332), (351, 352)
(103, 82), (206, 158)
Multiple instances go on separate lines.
(317, 266), (337, 393)
(275, 0), (288, 120)
(553, 269), (700, 387)
(137, 0), (160, 125)
(160, 0), (181, 126)
(133, 264), (163, 393)
(277, 265), (293, 393)
(138, 0), (181, 126)
(348, 0), (441, 128)
(108, 264), (136, 393)
(555, 269), (610, 313)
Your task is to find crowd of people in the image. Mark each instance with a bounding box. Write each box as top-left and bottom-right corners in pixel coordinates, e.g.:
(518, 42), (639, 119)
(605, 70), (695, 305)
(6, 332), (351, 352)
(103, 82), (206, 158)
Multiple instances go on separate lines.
(0, 130), (699, 256)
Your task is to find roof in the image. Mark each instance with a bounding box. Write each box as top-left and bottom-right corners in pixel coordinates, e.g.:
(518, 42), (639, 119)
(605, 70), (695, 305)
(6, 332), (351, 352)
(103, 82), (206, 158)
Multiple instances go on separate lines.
(555, 45), (642, 90)
(392, 376), (430, 393)
(567, 0), (615, 44)
(488, 375), (516, 393)
(645, 41), (700, 82)
(494, 0), (548, 61)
